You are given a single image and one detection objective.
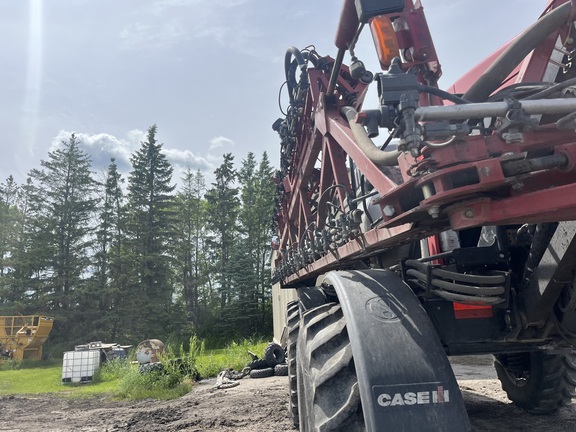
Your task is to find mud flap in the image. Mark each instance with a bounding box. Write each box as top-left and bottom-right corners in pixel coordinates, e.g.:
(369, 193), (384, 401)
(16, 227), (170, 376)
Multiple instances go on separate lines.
(321, 269), (471, 431)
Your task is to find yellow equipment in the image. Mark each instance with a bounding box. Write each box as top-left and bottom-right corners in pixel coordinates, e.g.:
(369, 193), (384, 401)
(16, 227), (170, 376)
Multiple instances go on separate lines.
(0, 315), (53, 360)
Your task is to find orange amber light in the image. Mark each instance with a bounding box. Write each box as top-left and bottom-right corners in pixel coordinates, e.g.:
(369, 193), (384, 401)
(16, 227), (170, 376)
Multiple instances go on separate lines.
(369, 15), (400, 70)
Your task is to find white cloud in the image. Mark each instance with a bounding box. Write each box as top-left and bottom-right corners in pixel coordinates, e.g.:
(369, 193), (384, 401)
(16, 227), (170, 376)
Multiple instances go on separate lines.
(50, 130), (215, 182)
(209, 136), (235, 151)
(163, 147), (212, 171)
(51, 129), (141, 173)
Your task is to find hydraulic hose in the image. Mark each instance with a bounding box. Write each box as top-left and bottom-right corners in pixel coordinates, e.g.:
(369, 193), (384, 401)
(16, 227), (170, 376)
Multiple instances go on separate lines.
(525, 76), (576, 100)
(341, 106), (400, 166)
(463, 2), (571, 102)
(431, 289), (505, 305)
(416, 84), (471, 105)
(285, 47), (307, 106)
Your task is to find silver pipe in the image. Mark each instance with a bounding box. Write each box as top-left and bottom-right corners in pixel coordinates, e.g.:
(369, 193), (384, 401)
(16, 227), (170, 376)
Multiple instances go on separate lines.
(415, 98), (576, 121)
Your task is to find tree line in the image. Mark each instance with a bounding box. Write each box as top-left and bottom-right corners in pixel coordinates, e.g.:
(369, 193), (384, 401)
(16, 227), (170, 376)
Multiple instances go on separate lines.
(0, 125), (277, 350)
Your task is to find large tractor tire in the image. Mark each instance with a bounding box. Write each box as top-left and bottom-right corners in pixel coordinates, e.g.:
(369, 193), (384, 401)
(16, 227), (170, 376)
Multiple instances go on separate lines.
(285, 300), (301, 428)
(297, 302), (364, 431)
(494, 351), (576, 413)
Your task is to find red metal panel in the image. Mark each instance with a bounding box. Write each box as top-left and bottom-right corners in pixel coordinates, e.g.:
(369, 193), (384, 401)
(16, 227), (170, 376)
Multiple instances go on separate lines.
(448, 182), (576, 230)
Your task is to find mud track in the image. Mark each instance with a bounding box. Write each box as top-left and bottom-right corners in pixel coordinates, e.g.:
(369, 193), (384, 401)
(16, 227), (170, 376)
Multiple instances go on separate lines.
(0, 356), (574, 431)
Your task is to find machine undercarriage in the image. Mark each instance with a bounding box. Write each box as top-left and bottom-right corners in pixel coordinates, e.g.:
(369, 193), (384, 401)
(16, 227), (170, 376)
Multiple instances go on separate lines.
(272, 0), (576, 430)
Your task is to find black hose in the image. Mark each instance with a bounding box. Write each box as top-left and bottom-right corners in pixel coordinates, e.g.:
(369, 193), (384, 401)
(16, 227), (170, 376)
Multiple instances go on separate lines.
(405, 259), (506, 284)
(416, 84), (471, 105)
(405, 269), (506, 295)
(432, 267), (506, 285)
(525, 76), (576, 100)
(285, 47), (306, 106)
(463, 3), (571, 102)
(327, 48), (346, 96)
(487, 82), (550, 101)
(432, 279), (505, 296)
(431, 290), (505, 304)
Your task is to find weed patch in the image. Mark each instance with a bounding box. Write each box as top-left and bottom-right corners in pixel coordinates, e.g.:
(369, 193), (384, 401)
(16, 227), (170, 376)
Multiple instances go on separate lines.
(0, 337), (272, 400)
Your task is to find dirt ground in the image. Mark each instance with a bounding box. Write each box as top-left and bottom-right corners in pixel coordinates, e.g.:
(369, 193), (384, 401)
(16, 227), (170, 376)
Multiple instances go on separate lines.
(0, 356), (575, 431)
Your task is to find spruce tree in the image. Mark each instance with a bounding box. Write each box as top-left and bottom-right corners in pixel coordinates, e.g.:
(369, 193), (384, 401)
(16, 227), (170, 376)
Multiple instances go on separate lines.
(26, 134), (98, 342)
(237, 152), (275, 335)
(125, 125), (176, 341)
(0, 176), (21, 312)
(3, 178), (42, 314)
(205, 153), (239, 312)
(174, 168), (208, 328)
(89, 159), (127, 340)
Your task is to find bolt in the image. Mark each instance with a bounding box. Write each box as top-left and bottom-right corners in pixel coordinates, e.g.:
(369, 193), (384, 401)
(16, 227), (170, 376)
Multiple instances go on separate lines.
(511, 182), (524, 192)
(421, 184), (434, 199)
(383, 205), (396, 217)
(428, 206), (440, 219)
(463, 209), (474, 219)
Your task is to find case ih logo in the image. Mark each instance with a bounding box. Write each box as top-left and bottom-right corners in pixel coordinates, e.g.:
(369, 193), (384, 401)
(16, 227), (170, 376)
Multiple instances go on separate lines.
(377, 386), (450, 407)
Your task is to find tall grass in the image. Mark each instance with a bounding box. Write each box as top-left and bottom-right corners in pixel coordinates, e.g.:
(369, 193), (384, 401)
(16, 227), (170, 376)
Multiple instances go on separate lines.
(196, 338), (268, 378)
(0, 337), (272, 400)
(100, 335), (202, 400)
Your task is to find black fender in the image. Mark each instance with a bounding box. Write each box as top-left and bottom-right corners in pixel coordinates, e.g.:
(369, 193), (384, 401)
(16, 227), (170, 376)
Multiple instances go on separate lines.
(320, 269), (471, 431)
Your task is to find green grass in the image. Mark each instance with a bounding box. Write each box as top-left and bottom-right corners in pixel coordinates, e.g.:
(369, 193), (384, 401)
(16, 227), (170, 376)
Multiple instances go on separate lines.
(0, 338), (270, 400)
(0, 364), (119, 397)
(196, 339), (268, 378)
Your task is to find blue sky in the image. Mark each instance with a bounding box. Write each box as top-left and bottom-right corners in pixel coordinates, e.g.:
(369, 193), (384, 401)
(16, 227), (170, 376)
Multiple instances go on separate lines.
(0, 0), (543, 185)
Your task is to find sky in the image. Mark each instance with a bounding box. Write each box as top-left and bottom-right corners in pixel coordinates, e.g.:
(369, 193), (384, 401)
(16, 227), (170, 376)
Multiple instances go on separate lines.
(0, 0), (545, 187)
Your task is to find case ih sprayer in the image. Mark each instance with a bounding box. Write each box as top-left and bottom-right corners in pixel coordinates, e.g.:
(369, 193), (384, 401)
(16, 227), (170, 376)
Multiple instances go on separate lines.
(272, 0), (576, 430)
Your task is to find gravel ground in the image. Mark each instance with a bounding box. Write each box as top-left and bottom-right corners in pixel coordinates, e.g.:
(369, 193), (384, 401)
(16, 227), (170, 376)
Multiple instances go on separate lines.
(0, 356), (574, 431)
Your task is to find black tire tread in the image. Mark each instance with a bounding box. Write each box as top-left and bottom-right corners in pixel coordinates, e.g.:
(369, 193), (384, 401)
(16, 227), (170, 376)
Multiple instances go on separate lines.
(298, 302), (364, 431)
(286, 300), (301, 427)
(264, 342), (286, 367)
(250, 367), (274, 379)
(274, 363), (288, 376)
(247, 358), (269, 370)
(495, 351), (576, 414)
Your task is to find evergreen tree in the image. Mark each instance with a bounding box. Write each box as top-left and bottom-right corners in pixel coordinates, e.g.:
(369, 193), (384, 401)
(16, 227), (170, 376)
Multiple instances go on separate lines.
(26, 134), (98, 342)
(2, 178), (42, 314)
(125, 125), (176, 341)
(0, 176), (21, 311)
(237, 152), (275, 334)
(0, 176), (19, 277)
(174, 168), (208, 328)
(0, 134), (278, 347)
(89, 159), (127, 340)
(205, 153), (239, 311)
(226, 237), (259, 337)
